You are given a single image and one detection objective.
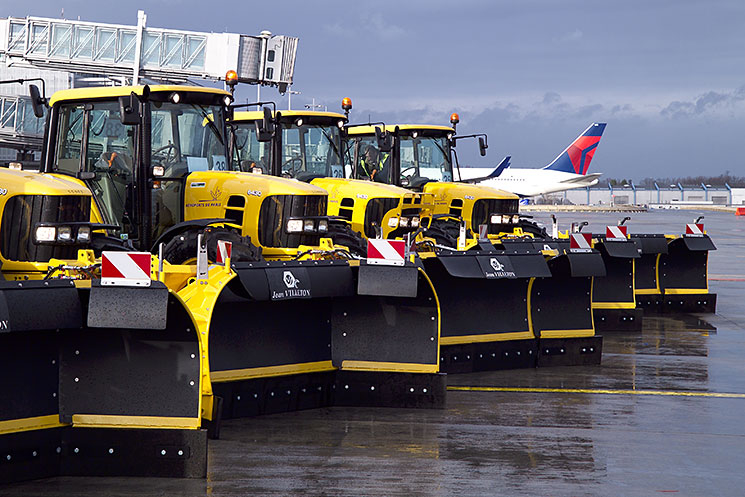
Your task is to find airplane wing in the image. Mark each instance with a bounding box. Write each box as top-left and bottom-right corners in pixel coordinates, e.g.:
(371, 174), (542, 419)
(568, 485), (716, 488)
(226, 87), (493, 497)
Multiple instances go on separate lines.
(458, 156), (510, 184)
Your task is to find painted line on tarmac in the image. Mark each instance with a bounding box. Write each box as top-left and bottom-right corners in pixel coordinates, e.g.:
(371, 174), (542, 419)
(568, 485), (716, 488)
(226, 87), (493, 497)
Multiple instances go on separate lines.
(447, 386), (745, 398)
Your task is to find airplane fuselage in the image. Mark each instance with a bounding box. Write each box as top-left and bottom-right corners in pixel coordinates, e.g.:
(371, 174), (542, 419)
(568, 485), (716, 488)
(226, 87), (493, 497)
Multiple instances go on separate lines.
(458, 167), (601, 197)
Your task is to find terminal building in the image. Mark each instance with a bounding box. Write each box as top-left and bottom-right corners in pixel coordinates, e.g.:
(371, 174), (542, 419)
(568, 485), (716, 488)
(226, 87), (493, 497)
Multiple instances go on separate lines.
(537, 183), (745, 207)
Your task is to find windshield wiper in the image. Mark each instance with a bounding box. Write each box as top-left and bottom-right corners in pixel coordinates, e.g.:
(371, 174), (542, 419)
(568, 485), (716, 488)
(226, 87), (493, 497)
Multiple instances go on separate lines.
(319, 127), (343, 165)
(192, 104), (224, 145)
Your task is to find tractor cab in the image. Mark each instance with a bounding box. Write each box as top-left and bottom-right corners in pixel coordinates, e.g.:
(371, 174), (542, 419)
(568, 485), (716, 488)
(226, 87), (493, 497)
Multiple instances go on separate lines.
(44, 85), (233, 250)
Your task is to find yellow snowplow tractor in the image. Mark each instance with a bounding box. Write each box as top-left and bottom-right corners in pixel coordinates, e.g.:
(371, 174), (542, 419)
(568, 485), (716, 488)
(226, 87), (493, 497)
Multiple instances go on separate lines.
(37, 85), (443, 421)
(345, 122), (604, 370)
(345, 123), (548, 245)
(230, 110), (434, 253)
(0, 165), (213, 482)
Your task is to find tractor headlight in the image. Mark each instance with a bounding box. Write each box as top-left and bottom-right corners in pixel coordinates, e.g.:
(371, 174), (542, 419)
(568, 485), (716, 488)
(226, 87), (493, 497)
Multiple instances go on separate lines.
(57, 226), (72, 242)
(387, 217), (399, 228)
(490, 214), (500, 224)
(318, 219), (329, 233)
(303, 219), (315, 232)
(286, 219), (303, 233)
(512, 214), (520, 224)
(77, 226), (91, 243)
(399, 217), (410, 228)
(502, 215), (511, 224)
(411, 217), (420, 228)
(35, 226), (56, 243)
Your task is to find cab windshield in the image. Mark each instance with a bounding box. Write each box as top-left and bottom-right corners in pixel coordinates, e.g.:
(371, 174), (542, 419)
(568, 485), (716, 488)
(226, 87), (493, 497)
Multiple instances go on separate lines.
(399, 134), (453, 186)
(150, 102), (228, 175)
(233, 122), (344, 178)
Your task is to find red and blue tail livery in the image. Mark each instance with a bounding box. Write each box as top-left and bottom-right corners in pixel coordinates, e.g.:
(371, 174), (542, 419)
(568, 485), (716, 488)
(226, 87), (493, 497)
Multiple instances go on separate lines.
(543, 122), (606, 175)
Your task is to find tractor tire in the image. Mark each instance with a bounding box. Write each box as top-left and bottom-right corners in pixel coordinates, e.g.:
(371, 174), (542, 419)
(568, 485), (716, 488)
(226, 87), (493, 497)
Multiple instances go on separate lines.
(422, 219), (462, 248)
(162, 227), (263, 264)
(327, 223), (367, 257)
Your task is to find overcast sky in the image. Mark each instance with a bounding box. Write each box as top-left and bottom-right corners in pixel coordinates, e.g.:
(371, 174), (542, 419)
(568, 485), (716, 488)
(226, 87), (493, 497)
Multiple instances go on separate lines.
(8, 1), (745, 180)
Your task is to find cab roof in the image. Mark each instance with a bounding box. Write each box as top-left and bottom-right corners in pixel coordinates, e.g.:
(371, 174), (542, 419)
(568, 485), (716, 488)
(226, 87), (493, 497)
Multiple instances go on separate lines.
(232, 110), (347, 121)
(347, 124), (454, 135)
(49, 85), (231, 106)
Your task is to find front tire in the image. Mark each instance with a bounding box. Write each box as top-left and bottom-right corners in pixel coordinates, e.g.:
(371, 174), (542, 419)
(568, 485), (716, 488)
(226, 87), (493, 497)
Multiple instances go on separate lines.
(162, 227), (263, 264)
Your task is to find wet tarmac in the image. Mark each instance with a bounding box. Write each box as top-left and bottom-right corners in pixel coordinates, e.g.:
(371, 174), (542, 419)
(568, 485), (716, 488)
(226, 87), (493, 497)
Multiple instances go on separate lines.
(5, 210), (745, 496)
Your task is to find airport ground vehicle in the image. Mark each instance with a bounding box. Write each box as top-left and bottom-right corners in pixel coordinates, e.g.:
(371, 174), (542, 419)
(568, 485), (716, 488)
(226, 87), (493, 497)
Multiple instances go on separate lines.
(38, 85), (443, 412)
(229, 107), (603, 371)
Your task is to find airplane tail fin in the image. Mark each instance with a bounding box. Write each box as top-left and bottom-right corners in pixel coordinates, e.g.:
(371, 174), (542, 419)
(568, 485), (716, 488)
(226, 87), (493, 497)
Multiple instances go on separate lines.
(542, 123), (606, 175)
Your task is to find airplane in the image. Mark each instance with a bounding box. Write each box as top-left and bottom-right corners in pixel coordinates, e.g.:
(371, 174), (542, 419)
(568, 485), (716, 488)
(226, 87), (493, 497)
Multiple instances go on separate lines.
(456, 122), (606, 197)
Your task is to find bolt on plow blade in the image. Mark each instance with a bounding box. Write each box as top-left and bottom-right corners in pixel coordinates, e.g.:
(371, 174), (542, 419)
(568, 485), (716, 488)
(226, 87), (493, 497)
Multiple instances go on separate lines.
(528, 244), (605, 368)
(420, 246), (552, 373)
(591, 239), (644, 332)
(0, 280), (206, 484)
(332, 264), (444, 408)
(659, 235), (717, 313)
(209, 260), (444, 417)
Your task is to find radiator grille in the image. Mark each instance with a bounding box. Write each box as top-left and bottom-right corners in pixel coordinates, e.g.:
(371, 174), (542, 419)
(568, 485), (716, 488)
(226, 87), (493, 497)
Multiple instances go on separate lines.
(1, 195), (90, 262)
(258, 195), (327, 248)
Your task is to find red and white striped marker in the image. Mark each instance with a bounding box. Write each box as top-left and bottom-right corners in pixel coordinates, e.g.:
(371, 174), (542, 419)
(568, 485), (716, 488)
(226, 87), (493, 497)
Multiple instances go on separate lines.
(367, 239), (406, 266)
(570, 233), (593, 251)
(101, 252), (152, 287)
(606, 225), (628, 241)
(216, 240), (232, 265)
(686, 223), (704, 235)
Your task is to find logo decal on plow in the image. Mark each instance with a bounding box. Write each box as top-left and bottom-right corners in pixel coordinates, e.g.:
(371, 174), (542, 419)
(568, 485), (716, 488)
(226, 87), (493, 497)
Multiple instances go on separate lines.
(283, 270), (300, 288)
(490, 258), (504, 271)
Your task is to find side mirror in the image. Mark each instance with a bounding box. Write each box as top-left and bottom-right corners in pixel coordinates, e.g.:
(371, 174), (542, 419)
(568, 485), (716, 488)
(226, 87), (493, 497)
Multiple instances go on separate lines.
(478, 136), (488, 156)
(255, 106), (274, 142)
(375, 127), (393, 153)
(29, 85), (46, 118)
(118, 94), (141, 125)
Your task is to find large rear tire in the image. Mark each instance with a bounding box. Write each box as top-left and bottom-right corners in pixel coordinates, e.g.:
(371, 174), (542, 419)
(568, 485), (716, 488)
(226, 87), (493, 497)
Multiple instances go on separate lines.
(422, 219), (461, 248)
(327, 222), (367, 257)
(162, 227), (263, 264)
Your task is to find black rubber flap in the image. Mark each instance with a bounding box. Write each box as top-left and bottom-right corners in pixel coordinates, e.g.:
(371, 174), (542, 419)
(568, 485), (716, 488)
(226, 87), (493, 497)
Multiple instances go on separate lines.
(209, 293), (332, 374)
(433, 253), (542, 279)
(60, 293), (200, 422)
(357, 264), (419, 298)
(235, 262), (354, 301)
(660, 240), (710, 291)
(631, 235), (669, 254)
(509, 253), (552, 278)
(87, 281), (168, 330)
(531, 275), (594, 337)
(332, 271), (439, 368)
(681, 235), (716, 251)
(0, 280), (81, 333)
(592, 257), (635, 304)
(598, 240), (641, 259)
(563, 252), (606, 277)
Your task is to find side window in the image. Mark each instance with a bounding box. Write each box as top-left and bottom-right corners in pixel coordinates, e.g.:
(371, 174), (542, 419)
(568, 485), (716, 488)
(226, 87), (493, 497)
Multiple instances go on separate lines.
(54, 104), (85, 174)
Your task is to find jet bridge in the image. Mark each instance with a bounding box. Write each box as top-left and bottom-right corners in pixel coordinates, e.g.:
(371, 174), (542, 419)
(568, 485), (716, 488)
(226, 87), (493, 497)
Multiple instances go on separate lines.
(0, 11), (297, 88)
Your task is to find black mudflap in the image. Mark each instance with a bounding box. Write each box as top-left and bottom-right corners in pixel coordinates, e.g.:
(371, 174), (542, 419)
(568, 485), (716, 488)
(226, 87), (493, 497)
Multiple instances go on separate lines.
(332, 267), (439, 372)
(333, 371), (446, 409)
(213, 371), (335, 419)
(440, 339), (537, 373)
(658, 235), (717, 314)
(60, 427), (207, 478)
(537, 336), (603, 367)
(632, 234), (667, 309)
(593, 308), (644, 332)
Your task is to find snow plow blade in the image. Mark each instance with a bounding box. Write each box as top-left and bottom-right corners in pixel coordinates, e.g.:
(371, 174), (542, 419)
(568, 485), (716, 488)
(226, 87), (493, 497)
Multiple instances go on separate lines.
(525, 241), (605, 368)
(210, 259), (444, 418)
(333, 263), (444, 408)
(0, 280), (206, 484)
(632, 234), (669, 309)
(592, 238), (643, 332)
(420, 245), (551, 373)
(659, 234), (717, 313)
